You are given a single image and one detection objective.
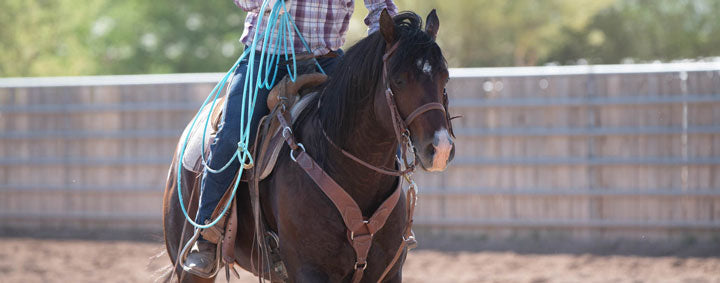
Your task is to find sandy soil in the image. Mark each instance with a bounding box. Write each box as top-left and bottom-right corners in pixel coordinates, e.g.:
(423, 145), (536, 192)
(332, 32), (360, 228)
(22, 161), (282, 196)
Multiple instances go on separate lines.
(1, 238), (719, 283)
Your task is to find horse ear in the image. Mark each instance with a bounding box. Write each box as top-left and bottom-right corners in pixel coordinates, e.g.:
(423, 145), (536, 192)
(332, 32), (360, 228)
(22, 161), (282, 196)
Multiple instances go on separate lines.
(425, 9), (439, 40)
(379, 8), (395, 45)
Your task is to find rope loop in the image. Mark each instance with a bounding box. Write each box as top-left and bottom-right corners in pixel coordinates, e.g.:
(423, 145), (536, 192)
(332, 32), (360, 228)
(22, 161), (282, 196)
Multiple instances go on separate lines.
(175, 0), (324, 229)
(238, 142), (254, 169)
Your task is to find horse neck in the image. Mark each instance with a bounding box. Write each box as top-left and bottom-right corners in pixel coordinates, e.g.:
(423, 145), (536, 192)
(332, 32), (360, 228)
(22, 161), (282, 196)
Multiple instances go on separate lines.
(318, 91), (399, 214)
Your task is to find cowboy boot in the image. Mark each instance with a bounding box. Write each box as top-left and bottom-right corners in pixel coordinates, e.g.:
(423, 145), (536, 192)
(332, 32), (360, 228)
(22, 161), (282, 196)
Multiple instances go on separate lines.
(184, 240), (217, 278)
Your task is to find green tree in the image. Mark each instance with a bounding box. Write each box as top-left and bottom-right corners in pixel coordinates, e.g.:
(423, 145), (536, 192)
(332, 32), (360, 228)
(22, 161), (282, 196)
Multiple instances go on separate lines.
(0, 0), (103, 76)
(89, 0), (246, 74)
(4, 0), (719, 76)
(543, 0), (720, 65)
(0, 0), (245, 76)
(344, 0), (614, 67)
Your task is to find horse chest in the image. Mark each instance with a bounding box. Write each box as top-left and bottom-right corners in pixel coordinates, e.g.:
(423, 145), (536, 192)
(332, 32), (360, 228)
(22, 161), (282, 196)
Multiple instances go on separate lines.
(269, 162), (407, 280)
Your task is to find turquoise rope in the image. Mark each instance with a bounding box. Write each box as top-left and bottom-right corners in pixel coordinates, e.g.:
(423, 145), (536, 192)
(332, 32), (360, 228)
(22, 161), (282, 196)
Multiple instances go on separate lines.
(200, 51), (245, 173)
(286, 6), (325, 75)
(175, 50), (248, 229)
(176, 0), (324, 229)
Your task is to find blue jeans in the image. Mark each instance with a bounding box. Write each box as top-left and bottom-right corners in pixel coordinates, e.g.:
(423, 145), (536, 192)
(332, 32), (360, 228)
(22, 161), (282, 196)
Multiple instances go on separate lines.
(195, 49), (343, 225)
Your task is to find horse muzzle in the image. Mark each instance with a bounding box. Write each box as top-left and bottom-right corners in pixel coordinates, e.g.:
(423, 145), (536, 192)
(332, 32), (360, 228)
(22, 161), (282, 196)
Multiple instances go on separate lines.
(417, 128), (455, 172)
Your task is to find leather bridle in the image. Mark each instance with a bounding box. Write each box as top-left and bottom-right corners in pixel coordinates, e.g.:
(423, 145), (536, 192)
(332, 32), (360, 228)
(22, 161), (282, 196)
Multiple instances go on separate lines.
(323, 40), (452, 176)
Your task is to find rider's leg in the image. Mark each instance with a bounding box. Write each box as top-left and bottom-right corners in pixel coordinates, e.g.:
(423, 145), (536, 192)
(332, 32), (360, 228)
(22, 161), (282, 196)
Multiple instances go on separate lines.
(186, 50), (287, 277)
(195, 52), (289, 226)
(194, 57), (252, 227)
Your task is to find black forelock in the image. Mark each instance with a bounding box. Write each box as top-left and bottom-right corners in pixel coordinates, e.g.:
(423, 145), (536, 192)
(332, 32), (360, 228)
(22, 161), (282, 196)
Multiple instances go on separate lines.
(389, 12), (447, 80)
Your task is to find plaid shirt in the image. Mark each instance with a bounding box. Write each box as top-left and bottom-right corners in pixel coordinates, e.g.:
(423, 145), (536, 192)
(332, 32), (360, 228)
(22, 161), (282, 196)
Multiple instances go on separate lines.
(234, 0), (397, 56)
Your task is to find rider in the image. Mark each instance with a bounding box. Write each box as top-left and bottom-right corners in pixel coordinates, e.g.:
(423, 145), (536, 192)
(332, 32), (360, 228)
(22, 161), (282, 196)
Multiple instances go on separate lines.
(186, 0), (398, 276)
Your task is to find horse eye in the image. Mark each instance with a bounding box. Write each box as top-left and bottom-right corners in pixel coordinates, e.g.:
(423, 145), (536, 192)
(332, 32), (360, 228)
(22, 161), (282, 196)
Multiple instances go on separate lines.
(394, 78), (405, 86)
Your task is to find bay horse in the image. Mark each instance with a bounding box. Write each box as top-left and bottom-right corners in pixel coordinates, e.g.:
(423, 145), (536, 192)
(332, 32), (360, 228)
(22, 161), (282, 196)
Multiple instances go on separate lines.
(163, 9), (454, 282)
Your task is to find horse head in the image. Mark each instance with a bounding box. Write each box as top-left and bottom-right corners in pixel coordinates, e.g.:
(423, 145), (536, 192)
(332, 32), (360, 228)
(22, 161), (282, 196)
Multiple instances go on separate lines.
(378, 9), (455, 172)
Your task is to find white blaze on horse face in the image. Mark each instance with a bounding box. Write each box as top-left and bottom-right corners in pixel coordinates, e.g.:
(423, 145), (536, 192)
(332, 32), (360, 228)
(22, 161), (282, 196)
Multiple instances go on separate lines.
(416, 59), (432, 75)
(430, 128), (453, 172)
(423, 61), (432, 75)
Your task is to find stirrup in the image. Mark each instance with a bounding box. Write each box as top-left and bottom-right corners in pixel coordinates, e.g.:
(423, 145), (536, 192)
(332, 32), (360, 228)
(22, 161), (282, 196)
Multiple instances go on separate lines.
(180, 229), (223, 278)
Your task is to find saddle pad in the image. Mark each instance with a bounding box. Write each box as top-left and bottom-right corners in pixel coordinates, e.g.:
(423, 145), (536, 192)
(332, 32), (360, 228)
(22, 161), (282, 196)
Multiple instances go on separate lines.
(180, 99), (222, 173)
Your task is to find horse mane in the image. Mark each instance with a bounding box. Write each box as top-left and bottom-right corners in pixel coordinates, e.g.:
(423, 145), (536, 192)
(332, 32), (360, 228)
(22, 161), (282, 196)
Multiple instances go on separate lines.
(295, 11), (447, 149)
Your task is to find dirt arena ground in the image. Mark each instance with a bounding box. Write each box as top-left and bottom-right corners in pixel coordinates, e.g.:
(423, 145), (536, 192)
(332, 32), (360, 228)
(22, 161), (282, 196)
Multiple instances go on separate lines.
(1, 238), (719, 283)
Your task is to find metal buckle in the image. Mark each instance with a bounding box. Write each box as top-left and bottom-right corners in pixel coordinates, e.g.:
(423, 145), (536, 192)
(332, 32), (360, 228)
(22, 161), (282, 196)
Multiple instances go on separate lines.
(290, 143), (306, 162)
(402, 131), (416, 154)
(408, 179), (417, 191)
(282, 126), (292, 138)
(404, 233), (418, 250)
(403, 172), (415, 184)
(403, 233), (415, 242)
(354, 262), (367, 270)
(350, 221), (373, 241)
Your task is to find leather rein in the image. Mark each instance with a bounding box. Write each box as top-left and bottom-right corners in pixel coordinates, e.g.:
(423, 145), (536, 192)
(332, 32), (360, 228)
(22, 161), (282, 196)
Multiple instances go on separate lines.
(276, 40), (441, 282)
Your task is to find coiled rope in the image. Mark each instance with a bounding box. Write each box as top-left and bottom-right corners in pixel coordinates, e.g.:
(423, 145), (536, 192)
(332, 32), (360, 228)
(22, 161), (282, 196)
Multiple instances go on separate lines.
(176, 0), (323, 229)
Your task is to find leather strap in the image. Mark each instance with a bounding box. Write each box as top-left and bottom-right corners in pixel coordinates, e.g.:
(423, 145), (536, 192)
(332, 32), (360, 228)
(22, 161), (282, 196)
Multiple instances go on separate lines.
(276, 111), (299, 151)
(222, 198), (238, 263)
(378, 182), (417, 282)
(294, 147), (403, 236)
(382, 41), (400, 62)
(383, 88), (408, 151)
(404, 102), (446, 127)
(322, 129), (413, 177)
(247, 112), (276, 277)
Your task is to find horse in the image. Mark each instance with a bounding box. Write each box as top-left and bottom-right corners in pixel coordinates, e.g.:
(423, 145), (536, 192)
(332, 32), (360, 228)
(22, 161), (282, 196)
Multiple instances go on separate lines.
(162, 9), (455, 282)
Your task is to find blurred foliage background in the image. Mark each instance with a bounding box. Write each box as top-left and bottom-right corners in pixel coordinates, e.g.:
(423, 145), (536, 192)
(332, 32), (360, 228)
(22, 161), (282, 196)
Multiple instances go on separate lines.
(1, 0), (719, 77)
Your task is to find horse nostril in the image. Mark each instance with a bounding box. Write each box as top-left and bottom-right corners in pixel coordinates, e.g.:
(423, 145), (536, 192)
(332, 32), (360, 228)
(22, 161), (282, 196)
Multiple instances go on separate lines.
(425, 143), (435, 157)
